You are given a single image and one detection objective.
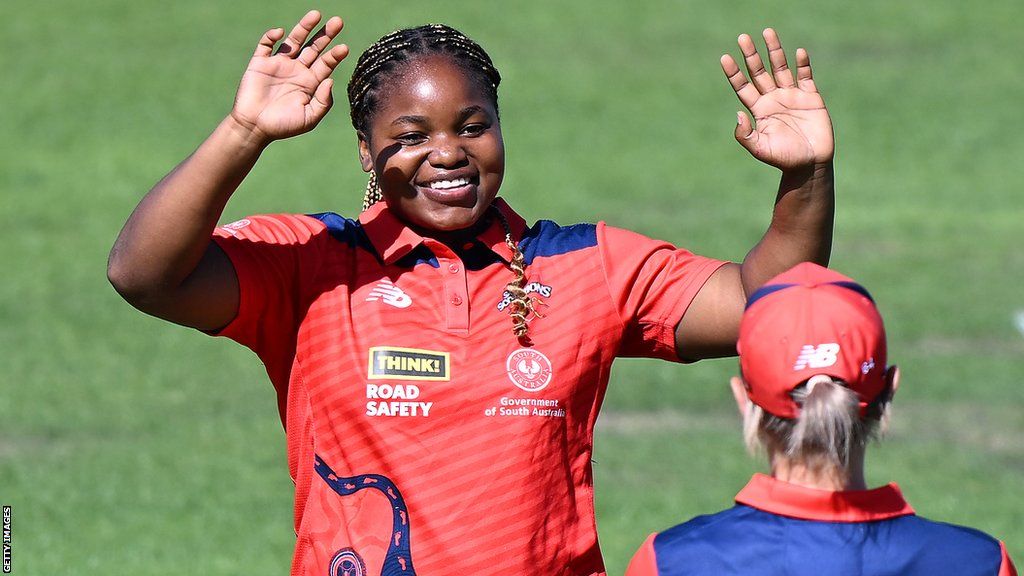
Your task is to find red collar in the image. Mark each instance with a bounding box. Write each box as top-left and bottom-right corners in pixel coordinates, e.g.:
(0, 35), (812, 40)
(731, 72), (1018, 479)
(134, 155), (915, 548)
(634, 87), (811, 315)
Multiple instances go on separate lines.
(735, 474), (915, 522)
(357, 197), (527, 265)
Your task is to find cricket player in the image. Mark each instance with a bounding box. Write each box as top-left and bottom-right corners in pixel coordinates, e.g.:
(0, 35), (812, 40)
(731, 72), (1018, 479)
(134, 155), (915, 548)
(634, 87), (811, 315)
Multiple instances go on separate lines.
(626, 263), (1018, 576)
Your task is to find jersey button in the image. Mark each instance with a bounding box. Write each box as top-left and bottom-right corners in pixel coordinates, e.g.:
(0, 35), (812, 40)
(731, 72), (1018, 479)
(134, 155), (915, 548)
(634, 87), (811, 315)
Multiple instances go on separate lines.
(448, 263), (460, 274)
(450, 295), (463, 306)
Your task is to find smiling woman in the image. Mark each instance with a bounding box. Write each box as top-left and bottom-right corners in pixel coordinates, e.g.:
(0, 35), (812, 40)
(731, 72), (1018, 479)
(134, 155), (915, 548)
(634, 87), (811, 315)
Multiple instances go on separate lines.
(358, 54), (505, 233)
(107, 10), (838, 576)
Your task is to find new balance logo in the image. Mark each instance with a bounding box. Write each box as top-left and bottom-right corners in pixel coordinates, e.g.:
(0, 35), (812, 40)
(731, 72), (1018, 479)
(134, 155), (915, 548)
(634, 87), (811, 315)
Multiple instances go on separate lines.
(366, 280), (412, 308)
(793, 343), (840, 370)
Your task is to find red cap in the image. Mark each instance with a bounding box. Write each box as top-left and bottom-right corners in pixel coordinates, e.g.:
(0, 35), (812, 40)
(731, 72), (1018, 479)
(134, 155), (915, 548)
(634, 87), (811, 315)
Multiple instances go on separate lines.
(738, 262), (887, 418)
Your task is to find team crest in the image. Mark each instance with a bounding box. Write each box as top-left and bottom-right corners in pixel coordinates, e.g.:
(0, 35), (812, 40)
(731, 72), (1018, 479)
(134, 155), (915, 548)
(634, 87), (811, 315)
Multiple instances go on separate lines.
(506, 348), (553, 392)
(329, 548), (366, 576)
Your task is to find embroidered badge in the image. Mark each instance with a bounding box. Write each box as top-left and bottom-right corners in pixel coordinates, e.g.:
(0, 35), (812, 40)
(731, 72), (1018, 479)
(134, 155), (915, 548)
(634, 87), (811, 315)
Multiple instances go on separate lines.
(506, 348), (553, 392)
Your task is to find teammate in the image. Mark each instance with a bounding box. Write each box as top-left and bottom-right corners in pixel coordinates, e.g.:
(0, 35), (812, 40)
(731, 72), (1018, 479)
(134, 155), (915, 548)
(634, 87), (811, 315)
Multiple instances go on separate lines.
(108, 11), (837, 575)
(625, 262), (1018, 576)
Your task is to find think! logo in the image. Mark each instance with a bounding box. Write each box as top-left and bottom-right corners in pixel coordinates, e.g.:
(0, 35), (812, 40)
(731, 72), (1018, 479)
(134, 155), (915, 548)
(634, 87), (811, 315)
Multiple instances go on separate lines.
(368, 347), (450, 381)
(793, 343), (840, 370)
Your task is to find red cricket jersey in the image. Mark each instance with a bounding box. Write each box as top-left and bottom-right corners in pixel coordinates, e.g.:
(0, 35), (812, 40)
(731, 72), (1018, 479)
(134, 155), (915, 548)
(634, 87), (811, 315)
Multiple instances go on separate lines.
(211, 198), (726, 575)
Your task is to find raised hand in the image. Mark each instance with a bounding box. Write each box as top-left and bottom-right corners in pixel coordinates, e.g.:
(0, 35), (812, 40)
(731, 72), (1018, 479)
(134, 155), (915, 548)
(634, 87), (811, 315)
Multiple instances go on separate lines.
(721, 29), (833, 171)
(230, 11), (350, 143)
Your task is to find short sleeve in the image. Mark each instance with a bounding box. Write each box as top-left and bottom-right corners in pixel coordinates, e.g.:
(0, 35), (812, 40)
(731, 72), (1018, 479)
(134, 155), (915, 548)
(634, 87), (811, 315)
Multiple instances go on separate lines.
(210, 214), (328, 362)
(599, 223), (728, 361)
(625, 533), (661, 576)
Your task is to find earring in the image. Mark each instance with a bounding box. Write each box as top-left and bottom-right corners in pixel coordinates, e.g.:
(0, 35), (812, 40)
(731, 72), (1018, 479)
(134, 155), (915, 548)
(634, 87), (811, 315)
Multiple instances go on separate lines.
(362, 172), (383, 211)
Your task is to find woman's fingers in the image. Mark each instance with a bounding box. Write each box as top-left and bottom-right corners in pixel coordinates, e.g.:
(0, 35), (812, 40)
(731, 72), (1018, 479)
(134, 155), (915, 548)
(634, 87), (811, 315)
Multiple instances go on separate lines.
(795, 48), (817, 92)
(720, 54), (760, 111)
(298, 16), (344, 67)
(296, 25), (327, 65)
(274, 10), (322, 57)
(311, 43), (350, 83)
(738, 33), (776, 94)
(307, 78), (334, 119)
(301, 77), (335, 129)
(734, 111), (760, 156)
(762, 28), (794, 88)
(253, 28), (285, 57)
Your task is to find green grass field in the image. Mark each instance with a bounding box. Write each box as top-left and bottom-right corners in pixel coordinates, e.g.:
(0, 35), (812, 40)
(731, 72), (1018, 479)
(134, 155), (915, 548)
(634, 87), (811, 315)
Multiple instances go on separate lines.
(2, 0), (1022, 573)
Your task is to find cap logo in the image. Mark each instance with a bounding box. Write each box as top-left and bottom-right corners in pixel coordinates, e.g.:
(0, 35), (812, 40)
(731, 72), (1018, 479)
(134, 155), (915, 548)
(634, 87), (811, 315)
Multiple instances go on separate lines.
(861, 358), (875, 374)
(793, 343), (840, 370)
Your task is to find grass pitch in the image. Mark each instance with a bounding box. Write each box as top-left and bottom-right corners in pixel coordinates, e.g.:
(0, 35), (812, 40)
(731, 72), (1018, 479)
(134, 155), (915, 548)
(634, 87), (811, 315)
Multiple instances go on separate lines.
(1, 0), (1021, 573)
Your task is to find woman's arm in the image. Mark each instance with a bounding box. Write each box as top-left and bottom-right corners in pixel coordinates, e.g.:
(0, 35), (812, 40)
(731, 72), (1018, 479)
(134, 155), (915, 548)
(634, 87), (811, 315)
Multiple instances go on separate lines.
(676, 29), (835, 360)
(107, 11), (348, 330)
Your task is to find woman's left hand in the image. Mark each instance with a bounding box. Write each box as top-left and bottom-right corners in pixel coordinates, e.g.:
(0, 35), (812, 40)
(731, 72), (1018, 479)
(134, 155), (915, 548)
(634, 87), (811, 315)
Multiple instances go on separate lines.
(721, 28), (834, 171)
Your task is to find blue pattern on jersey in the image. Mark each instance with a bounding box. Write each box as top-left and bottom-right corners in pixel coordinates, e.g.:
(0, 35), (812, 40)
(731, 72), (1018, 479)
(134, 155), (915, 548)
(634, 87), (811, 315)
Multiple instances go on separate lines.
(652, 504), (1003, 576)
(315, 455), (417, 576)
(329, 548), (366, 576)
(519, 221), (597, 266)
(394, 244), (440, 269)
(458, 240), (502, 271)
(309, 213), (598, 269)
(309, 213), (376, 253)
(310, 212), (439, 268)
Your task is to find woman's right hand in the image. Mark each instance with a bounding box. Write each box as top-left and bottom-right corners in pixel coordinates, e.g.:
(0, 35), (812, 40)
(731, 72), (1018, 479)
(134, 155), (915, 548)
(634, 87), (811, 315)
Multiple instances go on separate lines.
(230, 10), (349, 144)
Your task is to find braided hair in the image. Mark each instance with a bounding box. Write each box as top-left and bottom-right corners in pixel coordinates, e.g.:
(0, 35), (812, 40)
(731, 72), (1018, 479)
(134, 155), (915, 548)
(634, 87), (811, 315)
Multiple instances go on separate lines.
(347, 25), (540, 343)
(349, 24), (499, 209)
(493, 206), (544, 344)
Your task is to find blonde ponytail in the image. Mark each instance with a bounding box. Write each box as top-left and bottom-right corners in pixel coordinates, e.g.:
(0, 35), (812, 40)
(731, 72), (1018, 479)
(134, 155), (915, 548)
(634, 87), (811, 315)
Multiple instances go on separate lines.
(743, 377), (890, 474)
(789, 378), (862, 470)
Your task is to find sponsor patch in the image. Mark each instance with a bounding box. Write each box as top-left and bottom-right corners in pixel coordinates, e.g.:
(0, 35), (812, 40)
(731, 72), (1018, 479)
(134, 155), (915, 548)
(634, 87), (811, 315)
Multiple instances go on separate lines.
(497, 281), (553, 311)
(369, 347), (450, 381)
(506, 348), (553, 392)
